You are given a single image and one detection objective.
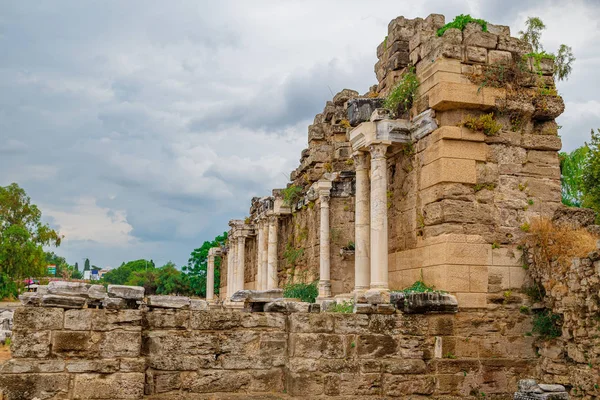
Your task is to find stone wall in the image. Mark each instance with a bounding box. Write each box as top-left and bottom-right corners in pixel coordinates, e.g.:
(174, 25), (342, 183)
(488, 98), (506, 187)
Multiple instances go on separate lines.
(0, 305), (538, 399)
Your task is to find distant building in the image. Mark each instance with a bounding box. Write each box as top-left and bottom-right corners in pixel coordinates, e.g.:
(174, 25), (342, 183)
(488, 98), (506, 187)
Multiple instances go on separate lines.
(83, 270), (91, 280)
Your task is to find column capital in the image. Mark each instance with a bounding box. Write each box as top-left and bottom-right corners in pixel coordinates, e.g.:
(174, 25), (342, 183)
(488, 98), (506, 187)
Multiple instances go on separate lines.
(352, 151), (370, 171)
(368, 142), (389, 160)
(208, 247), (222, 257)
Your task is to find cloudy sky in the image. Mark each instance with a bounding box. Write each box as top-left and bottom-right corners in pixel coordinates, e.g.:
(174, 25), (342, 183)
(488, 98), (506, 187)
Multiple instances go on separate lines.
(1, 1), (598, 269)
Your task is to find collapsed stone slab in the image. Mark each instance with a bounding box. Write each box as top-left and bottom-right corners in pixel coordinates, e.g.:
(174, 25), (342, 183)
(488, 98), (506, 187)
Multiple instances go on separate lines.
(107, 285), (145, 300)
(230, 289), (284, 303)
(263, 300), (310, 313)
(392, 292), (458, 314)
(48, 281), (89, 297)
(515, 379), (569, 399)
(147, 295), (190, 309)
(41, 294), (86, 309)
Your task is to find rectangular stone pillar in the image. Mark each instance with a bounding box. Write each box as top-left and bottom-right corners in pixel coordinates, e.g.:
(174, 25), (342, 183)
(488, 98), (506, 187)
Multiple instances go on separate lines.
(368, 143), (390, 294)
(236, 235), (246, 292)
(353, 151), (370, 292)
(316, 180), (333, 299)
(267, 215), (278, 290)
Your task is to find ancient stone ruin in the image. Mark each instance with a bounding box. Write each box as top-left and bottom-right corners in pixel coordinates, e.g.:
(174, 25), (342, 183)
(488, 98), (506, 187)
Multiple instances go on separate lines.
(2, 13), (599, 400)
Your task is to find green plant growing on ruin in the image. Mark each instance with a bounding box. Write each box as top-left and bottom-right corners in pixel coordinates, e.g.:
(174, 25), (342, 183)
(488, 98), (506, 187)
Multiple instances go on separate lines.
(416, 212), (425, 229)
(283, 243), (304, 267)
(244, 217), (251, 224)
(523, 283), (546, 303)
(527, 199), (534, 206)
(283, 281), (318, 303)
(395, 271), (444, 295)
(344, 241), (355, 251)
(282, 185), (303, 207)
(330, 227), (341, 244)
(308, 201), (315, 210)
(383, 35), (388, 50)
(491, 242), (500, 249)
(474, 183), (496, 192)
(383, 66), (419, 117)
(436, 14), (488, 37)
(519, 17), (575, 81)
(532, 309), (562, 339)
(345, 158), (354, 166)
(329, 300), (354, 313)
(351, 341), (356, 348)
(402, 142), (415, 157)
(340, 119), (351, 129)
(520, 222), (531, 232)
(324, 162), (333, 173)
(444, 352), (457, 359)
(387, 190), (393, 209)
(462, 113), (502, 136)
(520, 306), (530, 314)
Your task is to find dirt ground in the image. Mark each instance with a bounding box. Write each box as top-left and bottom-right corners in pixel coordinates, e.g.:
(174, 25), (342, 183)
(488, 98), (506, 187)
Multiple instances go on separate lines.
(0, 346), (10, 362)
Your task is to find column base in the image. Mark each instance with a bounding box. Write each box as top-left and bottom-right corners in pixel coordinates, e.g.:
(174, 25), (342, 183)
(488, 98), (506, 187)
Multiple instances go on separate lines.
(365, 288), (390, 305)
(318, 280), (331, 299)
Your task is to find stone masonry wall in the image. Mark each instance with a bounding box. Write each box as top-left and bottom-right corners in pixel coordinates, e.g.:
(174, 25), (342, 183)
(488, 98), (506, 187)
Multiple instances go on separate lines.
(0, 305), (539, 399)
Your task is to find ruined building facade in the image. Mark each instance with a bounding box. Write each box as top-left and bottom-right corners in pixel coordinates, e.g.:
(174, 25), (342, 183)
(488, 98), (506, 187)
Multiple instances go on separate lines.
(220, 13), (563, 308)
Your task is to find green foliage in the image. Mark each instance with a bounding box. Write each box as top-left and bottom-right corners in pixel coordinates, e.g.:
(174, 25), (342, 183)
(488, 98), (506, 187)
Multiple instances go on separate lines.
(395, 273), (443, 295)
(437, 14), (488, 37)
(519, 17), (574, 81)
(329, 300), (354, 313)
(519, 17), (546, 53)
(155, 262), (188, 295)
(0, 183), (62, 279)
(519, 306), (530, 314)
(0, 273), (18, 300)
(101, 259), (155, 285)
(474, 183), (496, 192)
(560, 145), (589, 207)
(444, 352), (457, 359)
(282, 185), (303, 207)
(582, 129), (600, 218)
(383, 66), (419, 116)
(184, 232), (227, 297)
(84, 258), (90, 272)
(283, 281), (318, 303)
(555, 44), (575, 81)
(345, 241), (355, 251)
(462, 113), (502, 136)
(283, 244), (304, 267)
(3, 337), (11, 346)
(532, 309), (562, 339)
(520, 222), (531, 232)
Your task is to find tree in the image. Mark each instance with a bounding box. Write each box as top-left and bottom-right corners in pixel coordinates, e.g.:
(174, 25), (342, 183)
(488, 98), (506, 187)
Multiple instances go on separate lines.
(101, 259), (154, 285)
(560, 146), (589, 207)
(156, 262), (188, 295)
(0, 183), (62, 279)
(519, 17), (575, 81)
(582, 129), (600, 218)
(84, 258), (90, 272)
(74, 262), (79, 273)
(184, 232), (227, 297)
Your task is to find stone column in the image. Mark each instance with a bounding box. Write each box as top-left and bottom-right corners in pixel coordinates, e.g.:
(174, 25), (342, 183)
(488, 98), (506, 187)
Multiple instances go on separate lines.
(317, 181), (333, 299)
(261, 222), (269, 290)
(353, 151), (370, 292)
(368, 143), (390, 293)
(207, 250), (215, 301)
(267, 215), (278, 290)
(236, 235), (246, 292)
(256, 222), (264, 291)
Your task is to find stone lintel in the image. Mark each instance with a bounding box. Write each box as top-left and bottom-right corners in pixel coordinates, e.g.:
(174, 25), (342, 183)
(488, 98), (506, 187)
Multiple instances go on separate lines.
(272, 198), (292, 215)
(349, 119), (411, 152)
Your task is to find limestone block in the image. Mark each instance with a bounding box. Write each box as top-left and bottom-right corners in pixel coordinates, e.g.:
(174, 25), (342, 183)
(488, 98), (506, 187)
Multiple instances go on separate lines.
(65, 309), (93, 330)
(422, 138), (487, 166)
(289, 313), (334, 333)
(72, 372), (144, 399)
(464, 31), (498, 49)
(264, 300), (311, 313)
(0, 358), (65, 374)
(487, 23), (510, 36)
(346, 98), (384, 127)
(290, 333), (347, 358)
(488, 50), (513, 65)
(365, 289), (390, 305)
(120, 358), (146, 373)
(428, 81), (505, 111)
(66, 359), (120, 373)
(52, 331), (101, 357)
(147, 295), (190, 309)
(332, 89), (359, 106)
(308, 124), (325, 142)
(100, 330), (141, 358)
(91, 310), (142, 331)
(9, 330), (51, 358)
(13, 307), (63, 331)
(441, 27), (462, 44)
(0, 373), (70, 400)
(387, 51), (410, 71)
(42, 295), (86, 310)
(400, 292), (458, 314)
(533, 95), (565, 120)
(190, 299), (209, 310)
(497, 36), (532, 55)
(102, 297), (126, 309)
(455, 292), (487, 308)
(48, 280), (89, 297)
(179, 370), (250, 393)
(521, 134), (562, 151)
(466, 46), (487, 63)
(230, 289), (284, 303)
(420, 158), (477, 189)
(417, 69), (471, 97)
(87, 284), (107, 300)
(107, 285), (145, 300)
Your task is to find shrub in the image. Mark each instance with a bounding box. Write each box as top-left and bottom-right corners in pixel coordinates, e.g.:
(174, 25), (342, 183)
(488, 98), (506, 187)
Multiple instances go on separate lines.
(283, 281), (318, 303)
(437, 14), (488, 37)
(532, 309), (562, 339)
(582, 129), (600, 219)
(395, 273), (444, 295)
(0, 273), (18, 300)
(383, 66), (419, 116)
(462, 113), (502, 136)
(522, 218), (598, 273)
(282, 185), (303, 207)
(329, 300), (354, 313)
